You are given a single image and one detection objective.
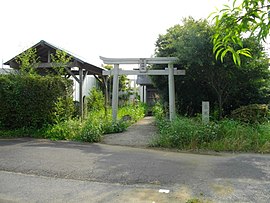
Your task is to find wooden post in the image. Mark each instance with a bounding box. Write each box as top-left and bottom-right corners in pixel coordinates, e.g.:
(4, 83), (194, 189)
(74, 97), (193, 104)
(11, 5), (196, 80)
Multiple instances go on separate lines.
(112, 64), (119, 121)
(79, 67), (83, 119)
(168, 63), (176, 121)
(47, 50), (51, 63)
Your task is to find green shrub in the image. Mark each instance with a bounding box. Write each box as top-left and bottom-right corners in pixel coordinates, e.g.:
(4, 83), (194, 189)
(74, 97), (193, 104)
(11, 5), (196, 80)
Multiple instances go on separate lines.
(44, 119), (82, 141)
(152, 102), (165, 121)
(0, 127), (46, 138)
(0, 102), (146, 143)
(153, 116), (270, 152)
(230, 104), (269, 124)
(0, 74), (74, 129)
(102, 120), (128, 134)
(87, 87), (105, 112)
(80, 117), (104, 142)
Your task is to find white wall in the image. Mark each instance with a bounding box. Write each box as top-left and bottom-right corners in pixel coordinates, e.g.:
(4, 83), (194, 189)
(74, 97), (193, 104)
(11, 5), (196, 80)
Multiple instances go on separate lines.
(139, 85), (146, 103)
(73, 75), (97, 101)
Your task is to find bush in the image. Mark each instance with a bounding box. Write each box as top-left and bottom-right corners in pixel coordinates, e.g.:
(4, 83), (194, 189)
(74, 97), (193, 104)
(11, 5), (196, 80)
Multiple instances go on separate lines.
(0, 127), (46, 138)
(118, 103), (146, 123)
(230, 104), (269, 124)
(87, 87), (105, 112)
(153, 116), (270, 152)
(102, 120), (128, 134)
(0, 74), (74, 129)
(44, 119), (82, 141)
(0, 102), (147, 144)
(152, 102), (165, 121)
(80, 112), (104, 142)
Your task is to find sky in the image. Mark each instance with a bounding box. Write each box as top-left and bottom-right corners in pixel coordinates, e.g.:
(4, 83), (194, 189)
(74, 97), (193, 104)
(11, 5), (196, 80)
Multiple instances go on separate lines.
(0, 0), (246, 68)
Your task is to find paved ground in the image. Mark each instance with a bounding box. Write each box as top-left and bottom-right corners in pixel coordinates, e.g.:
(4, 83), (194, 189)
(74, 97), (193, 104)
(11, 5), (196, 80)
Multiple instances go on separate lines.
(0, 138), (270, 202)
(101, 116), (157, 147)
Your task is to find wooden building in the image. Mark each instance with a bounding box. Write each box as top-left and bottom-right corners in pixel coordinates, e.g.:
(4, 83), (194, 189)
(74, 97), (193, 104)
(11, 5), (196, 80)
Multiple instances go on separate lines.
(4, 40), (105, 117)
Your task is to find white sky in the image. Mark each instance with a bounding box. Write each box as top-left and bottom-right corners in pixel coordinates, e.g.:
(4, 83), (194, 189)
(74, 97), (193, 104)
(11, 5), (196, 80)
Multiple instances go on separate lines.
(0, 0), (241, 68)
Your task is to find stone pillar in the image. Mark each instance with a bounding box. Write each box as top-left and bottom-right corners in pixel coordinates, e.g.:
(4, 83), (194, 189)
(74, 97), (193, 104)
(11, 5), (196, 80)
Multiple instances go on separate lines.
(202, 101), (210, 124)
(168, 63), (176, 121)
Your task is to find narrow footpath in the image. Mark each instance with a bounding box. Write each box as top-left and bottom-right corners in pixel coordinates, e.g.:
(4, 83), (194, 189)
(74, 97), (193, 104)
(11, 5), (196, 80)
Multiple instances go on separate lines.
(101, 116), (157, 147)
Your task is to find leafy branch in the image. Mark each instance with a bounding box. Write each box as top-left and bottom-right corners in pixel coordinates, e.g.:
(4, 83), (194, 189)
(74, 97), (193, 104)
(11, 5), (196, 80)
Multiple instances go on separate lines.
(211, 0), (270, 66)
(50, 49), (73, 76)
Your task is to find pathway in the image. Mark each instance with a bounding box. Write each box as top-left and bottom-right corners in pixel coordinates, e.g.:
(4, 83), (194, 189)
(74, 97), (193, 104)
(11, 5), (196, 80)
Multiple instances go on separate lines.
(101, 116), (157, 147)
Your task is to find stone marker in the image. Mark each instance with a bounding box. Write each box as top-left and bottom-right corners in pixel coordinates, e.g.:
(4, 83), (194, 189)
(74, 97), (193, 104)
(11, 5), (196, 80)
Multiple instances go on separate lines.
(202, 101), (209, 124)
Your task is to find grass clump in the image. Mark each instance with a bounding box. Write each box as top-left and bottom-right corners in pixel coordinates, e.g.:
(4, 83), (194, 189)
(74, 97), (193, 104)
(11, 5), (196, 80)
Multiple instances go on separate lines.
(0, 103), (146, 143)
(153, 115), (270, 153)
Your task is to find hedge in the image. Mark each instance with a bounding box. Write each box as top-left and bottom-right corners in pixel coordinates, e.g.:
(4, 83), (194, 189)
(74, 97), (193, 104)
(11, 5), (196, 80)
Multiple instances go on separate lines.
(0, 74), (74, 129)
(230, 104), (270, 124)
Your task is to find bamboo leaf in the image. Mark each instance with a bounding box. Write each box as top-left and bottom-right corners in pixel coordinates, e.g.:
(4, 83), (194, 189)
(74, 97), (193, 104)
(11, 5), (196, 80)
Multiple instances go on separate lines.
(215, 47), (225, 60)
(221, 49), (230, 62)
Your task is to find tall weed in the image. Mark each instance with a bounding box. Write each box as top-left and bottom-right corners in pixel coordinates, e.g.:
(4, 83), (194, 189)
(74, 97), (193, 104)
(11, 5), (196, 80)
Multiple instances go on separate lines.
(42, 103), (146, 142)
(153, 116), (270, 153)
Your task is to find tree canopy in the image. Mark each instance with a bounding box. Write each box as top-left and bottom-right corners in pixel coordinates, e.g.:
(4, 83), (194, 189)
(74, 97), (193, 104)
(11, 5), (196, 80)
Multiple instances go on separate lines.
(212, 0), (270, 66)
(152, 17), (270, 119)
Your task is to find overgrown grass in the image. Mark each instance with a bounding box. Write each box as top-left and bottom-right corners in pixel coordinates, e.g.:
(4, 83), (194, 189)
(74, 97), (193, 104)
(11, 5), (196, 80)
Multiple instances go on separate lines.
(152, 116), (270, 153)
(0, 103), (146, 143)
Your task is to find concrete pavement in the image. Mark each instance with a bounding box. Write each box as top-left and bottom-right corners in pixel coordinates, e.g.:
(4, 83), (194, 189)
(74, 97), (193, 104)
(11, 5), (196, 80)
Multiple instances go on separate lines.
(101, 116), (157, 147)
(0, 138), (270, 202)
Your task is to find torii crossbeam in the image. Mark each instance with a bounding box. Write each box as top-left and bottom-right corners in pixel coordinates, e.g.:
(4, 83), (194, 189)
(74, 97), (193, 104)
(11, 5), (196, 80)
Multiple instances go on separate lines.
(100, 56), (185, 121)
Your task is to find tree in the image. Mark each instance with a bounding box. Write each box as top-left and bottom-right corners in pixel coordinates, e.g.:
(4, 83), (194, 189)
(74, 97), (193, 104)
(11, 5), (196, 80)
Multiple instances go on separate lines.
(152, 17), (270, 119)
(212, 0), (270, 66)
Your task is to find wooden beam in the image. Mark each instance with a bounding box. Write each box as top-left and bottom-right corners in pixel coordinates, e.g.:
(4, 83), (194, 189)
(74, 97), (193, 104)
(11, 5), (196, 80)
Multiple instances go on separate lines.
(64, 67), (80, 83)
(102, 69), (185, 76)
(38, 62), (75, 68)
(100, 56), (178, 65)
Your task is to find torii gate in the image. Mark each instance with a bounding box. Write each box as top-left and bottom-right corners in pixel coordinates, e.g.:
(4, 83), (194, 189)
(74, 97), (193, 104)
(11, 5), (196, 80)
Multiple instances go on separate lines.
(100, 56), (185, 121)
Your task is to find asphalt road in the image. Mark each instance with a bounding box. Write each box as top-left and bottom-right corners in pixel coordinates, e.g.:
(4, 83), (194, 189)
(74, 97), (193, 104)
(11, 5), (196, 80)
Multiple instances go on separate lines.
(0, 138), (269, 202)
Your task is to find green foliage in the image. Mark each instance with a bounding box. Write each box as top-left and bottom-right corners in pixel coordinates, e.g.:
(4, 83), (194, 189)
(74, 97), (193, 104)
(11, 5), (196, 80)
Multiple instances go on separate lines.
(153, 17), (270, 118)
(50, 49), (73, 75)
(80, 114), (104, 142)
(230, 104), (270, 124)
(211, 0), (270, 65)
(16, 48), (39, 75)
(152, 115), (270, 153)
(0, 74), (74, 129)
(118, 103), (146, 124)
(0, 47), (76, 130)
(87, 87), (105, 111)
(101, 65), (131, 105)
(2, 104), (146, 143)
(0, 127), (46, 139)
(45, 119), (82, 141)
(102, 120), (128, 134)
(152, 102), (165, 120)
